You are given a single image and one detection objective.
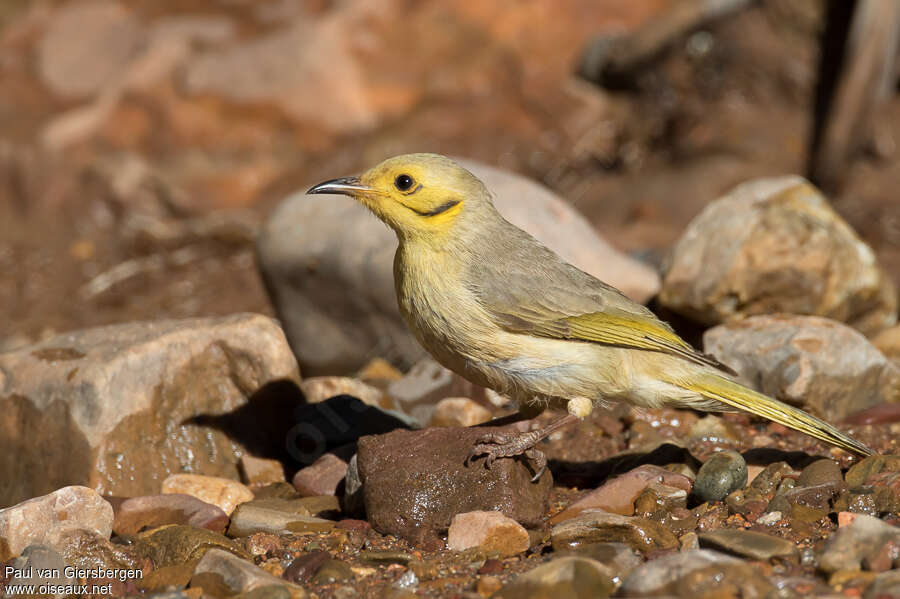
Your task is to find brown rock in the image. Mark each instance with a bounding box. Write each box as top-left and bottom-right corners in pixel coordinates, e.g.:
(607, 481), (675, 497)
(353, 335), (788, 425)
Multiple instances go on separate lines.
(258, 159), (660, 375)
(0, 486), (113, 556)
(190, 548), (306, 598)
(846, 454), (900, 488)
(356, 427), (552, 547)
(37, 1), (143, 98)
(797, 458), (843, 487)
(660, 176), (897, 335)
(551, 464), (692, 522)
(703, 315), (900, 420)
(0, 314), (299, 506)
(292, 453), (348, 497)
(429, 398), (493, 427)
(551, 510), (679, 553)
(240, 456), (285, 488)
(698, 529), (798, 560)
(162, 474), (254, 516)
(112, 493), (229, 536)
(133, 524), (248, 568)
(282, 550), (329, 583)
(818, 514), (900, 573)
(446, 511), (530, 557)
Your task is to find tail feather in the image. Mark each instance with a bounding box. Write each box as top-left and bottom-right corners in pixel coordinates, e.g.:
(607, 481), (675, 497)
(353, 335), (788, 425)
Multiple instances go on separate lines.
(677, 374), (874, 457)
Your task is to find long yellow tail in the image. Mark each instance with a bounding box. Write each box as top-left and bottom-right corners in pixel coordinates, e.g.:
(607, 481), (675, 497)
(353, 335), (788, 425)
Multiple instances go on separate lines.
(676, 373), (874, 457)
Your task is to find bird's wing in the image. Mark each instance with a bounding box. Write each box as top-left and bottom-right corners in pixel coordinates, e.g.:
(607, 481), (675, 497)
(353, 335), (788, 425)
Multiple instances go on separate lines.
(467, 225), (734, 374)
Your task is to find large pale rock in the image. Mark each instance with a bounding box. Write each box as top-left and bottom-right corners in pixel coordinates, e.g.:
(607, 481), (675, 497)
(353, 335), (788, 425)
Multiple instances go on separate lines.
(0, 313), (299, 506)
(190, 548), (306, 598)
(161, 474), (254, 516)
(0, 486), (113, 556)
(447, 511), (530, 556)
(704, 314), (900, 420)
(258, 159), (661, 374)
(660, 176), (897, 335)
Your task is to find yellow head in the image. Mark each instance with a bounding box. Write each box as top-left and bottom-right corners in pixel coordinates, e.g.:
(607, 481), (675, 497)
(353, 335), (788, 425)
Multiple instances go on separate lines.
(307, 153), (492, 243)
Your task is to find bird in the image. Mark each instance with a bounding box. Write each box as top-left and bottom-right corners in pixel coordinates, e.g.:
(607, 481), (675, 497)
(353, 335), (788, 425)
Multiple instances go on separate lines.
(307, 153), (874, 478)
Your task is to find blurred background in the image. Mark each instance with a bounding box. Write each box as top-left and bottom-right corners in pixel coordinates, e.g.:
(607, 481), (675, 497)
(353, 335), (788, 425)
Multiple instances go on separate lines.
(1, 0), (898, 353)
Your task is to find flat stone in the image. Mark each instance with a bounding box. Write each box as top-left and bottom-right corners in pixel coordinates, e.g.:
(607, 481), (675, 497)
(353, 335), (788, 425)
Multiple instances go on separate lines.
(447, 511), (530, 557)
(619, 549), (775, 596)
(111, 493), (229, 535)
(660, 176), (897, 335)
(226, 502), (334, 537)
(0, 314), (299, 506)
(550, 464), (692, 522)
(429, 397), (492, 427)
(699, 529), (797, 560)
(559, 542), (643, 581)
(693, 450), (748, 503)
(551, 510), (679, 553)
(162, 474), (254, 516)
(190, 548), (306, 598)
(133, 524), (248, 568)
(493, 556), (615, 599)
(292, 453), (347, 497)
(356, 426), (552, 547)
(798, 459), (843, 487)
(240, 456), (286, 488)
(42, 528), (142, 580)
(0, 486), (113, 556)
(703, 315), (900, 420)
(258, 159), (660, 374)
(866, 570), (900, 599)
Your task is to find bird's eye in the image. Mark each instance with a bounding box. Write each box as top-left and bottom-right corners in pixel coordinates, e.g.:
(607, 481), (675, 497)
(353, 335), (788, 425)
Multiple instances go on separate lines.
(394, 174), (415, 191)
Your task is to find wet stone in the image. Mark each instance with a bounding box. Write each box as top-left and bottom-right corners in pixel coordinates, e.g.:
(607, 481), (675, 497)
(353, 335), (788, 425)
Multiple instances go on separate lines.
(357, 551), (414, 565)
(493, 556), (615, 599)
(748, 461), (793, 497)
(551, 510), (679, 553)
(282, 550), (329, 583)
(551, 464), (692, 522)
(311, 559), (355, 585)
(558, 542), (642, 582)
(190, 548), (306, 598)
(240, 456), (286, 488)
(227, 503), (334, 538)
(866, 569), (900, 598)
(111, 493), (229, 536)
(797, 458), (842, 487)
(693, 450), (747, 503)
(5, 544), (74, 597)
(633, 483), (688, 516)
(769, 480), (845, 513)
(133, 524), (249, 568)
(724, 488), (768, 517)
(699, 529), (797, 560)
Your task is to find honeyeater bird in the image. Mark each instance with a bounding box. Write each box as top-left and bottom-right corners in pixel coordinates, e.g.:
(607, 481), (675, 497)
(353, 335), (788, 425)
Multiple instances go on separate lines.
(308, 153), (874, 478)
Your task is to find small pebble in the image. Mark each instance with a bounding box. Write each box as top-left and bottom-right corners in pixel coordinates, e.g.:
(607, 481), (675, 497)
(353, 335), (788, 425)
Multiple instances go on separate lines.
(693, 450), (747, 502)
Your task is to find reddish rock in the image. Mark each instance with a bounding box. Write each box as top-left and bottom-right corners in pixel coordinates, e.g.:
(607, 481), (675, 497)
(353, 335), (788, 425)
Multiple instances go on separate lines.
(0, 486), (113, 556)
(162, 474), (254, 516)
(111, 494), (229, 535)
(356, 427), (552, 547)
(447, 511), (530, 556)
(292, 453), (348, 497)
(550, 464), (692, 523)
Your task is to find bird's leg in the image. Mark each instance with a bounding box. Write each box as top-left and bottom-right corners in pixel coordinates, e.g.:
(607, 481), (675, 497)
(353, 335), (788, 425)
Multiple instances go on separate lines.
(466, 413), (580, 481)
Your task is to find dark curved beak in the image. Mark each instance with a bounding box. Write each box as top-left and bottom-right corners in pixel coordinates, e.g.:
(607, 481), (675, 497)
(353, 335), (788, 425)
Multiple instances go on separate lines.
(306, 176), (371, 196)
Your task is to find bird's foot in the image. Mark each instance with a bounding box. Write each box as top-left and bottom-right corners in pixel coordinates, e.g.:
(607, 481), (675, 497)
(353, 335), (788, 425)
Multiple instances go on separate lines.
(466, 430), (549, 481)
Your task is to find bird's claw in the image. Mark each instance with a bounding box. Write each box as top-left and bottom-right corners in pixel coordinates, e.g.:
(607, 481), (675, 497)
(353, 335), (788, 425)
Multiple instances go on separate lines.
(465, 431), (547, 482)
